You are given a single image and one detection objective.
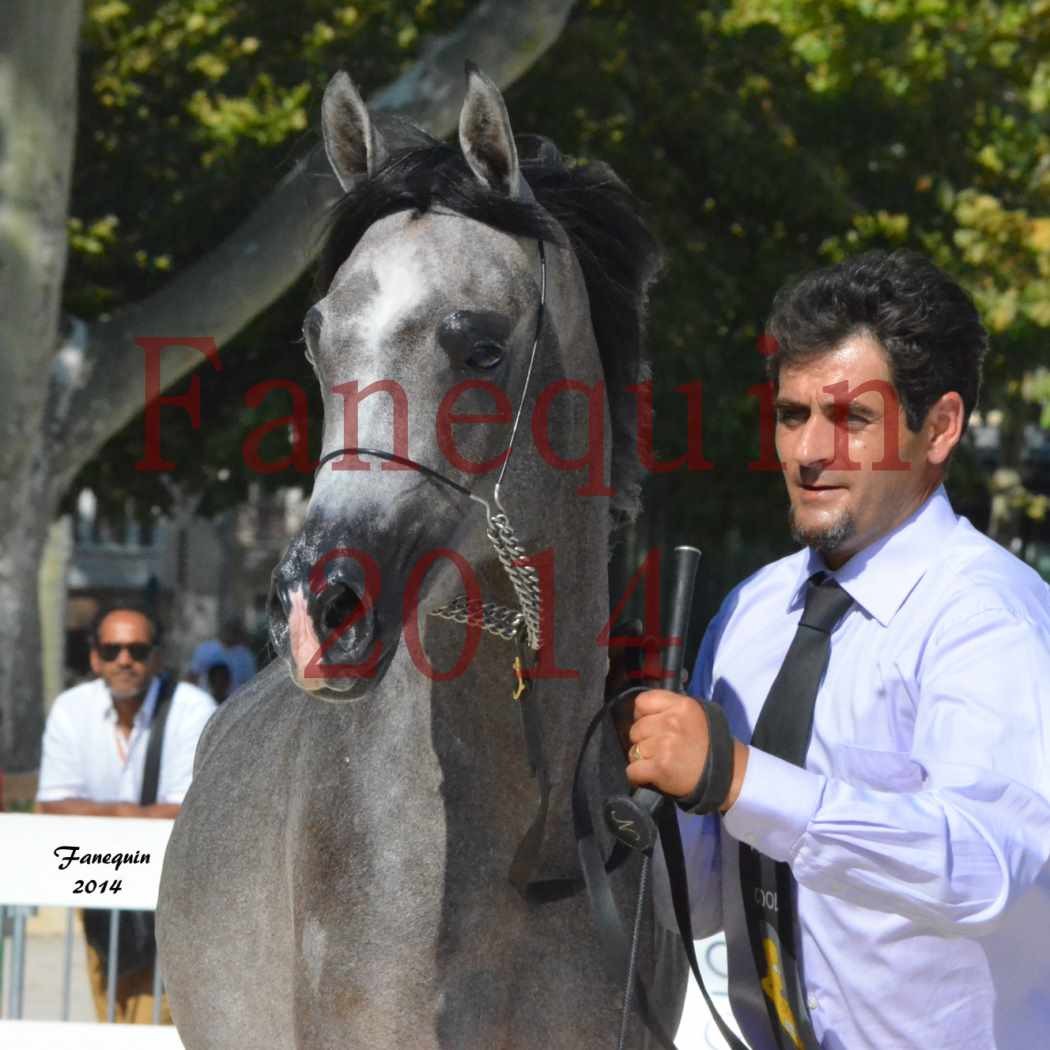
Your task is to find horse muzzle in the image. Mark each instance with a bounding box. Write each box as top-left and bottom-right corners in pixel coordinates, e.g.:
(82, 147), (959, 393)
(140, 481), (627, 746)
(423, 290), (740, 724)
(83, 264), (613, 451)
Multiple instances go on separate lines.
(269, 544), (388, 702)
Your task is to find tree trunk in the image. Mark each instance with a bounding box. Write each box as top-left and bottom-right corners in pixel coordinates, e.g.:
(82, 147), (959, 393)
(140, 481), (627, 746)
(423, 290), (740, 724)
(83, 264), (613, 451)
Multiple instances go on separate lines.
(0, 465), (60, 770)
(0, 0), (575, 772)
(0, 1), (82, 772)
(39, 516), (74, 710)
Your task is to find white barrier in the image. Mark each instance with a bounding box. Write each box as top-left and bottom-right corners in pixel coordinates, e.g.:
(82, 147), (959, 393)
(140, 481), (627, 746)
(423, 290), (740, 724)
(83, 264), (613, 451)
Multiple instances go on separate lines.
(0, 813), (174, 911)
(1, 812), (733, 1049)
(0, 813), (182, 1048)
(2, 1020), (184, 1048)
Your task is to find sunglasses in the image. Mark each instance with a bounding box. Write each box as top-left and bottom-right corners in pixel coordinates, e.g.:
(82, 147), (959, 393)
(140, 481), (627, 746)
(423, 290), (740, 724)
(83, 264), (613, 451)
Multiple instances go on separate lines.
(96, 642), (153, 662)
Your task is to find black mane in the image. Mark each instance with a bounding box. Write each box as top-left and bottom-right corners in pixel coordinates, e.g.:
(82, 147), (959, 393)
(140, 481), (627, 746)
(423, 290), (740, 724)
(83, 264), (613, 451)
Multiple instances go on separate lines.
(315, 129), (661, 528)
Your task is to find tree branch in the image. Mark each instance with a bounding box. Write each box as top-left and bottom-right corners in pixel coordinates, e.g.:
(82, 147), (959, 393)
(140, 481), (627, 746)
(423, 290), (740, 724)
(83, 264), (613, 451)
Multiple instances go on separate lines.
(49, 0), (575, 495)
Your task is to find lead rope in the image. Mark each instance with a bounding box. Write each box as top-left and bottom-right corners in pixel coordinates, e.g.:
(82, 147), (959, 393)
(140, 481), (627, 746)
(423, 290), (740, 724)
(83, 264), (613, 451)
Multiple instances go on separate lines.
(619, 857), (649, 1050)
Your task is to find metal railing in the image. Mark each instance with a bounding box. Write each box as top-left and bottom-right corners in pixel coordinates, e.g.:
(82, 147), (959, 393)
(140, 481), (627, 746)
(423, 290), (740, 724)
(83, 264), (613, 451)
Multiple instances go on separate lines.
(0, 812), (182, 1047)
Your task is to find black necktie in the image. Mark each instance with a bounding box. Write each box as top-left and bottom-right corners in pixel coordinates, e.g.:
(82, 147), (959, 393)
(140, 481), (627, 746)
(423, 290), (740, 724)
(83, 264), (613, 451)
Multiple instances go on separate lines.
(751, 573), (855, 764)
(740, 572), (854, 1050)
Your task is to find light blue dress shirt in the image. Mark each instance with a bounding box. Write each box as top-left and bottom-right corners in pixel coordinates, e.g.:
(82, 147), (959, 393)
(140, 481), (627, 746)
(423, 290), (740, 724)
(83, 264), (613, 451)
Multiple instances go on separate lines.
(677, 486), (1050, 1049)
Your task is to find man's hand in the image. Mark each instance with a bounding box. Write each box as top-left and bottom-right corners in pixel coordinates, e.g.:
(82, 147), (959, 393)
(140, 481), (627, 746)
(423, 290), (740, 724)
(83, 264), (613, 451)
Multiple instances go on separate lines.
(626, 689), (710, 797)
(626, 689), (750, 812)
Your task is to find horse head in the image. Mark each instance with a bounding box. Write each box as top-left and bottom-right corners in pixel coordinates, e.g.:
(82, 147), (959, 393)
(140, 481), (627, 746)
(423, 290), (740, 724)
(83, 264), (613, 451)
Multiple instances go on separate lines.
(269, 66), (658, 702)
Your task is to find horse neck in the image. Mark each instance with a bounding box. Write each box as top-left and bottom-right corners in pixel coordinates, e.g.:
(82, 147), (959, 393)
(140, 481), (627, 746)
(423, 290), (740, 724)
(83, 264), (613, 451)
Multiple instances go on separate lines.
(402, 483), (610, 883)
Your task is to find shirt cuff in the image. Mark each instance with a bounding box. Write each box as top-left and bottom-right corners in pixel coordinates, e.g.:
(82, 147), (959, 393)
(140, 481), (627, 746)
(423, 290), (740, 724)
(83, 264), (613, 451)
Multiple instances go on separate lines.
(722, 746), (825, 862)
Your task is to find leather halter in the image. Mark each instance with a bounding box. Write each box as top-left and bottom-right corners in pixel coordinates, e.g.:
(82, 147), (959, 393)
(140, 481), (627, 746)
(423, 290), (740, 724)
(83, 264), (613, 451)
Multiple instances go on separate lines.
(313, 238), (549, 650)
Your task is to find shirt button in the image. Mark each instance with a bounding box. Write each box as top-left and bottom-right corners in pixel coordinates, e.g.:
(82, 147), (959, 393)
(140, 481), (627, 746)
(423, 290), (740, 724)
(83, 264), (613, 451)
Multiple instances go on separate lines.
(807, 995), (818, 1011)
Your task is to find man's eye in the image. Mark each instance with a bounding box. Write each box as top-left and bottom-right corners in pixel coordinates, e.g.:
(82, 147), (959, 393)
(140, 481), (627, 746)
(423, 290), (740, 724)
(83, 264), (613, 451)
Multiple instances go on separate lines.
(776, 410), (805, 426)
(465, 341), (505, 370)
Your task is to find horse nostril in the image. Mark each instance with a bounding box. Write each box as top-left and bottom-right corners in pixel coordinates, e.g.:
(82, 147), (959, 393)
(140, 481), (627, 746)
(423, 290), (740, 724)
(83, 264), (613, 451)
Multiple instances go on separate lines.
(319, 582), (362, 633)
(269, 577), (291, 621)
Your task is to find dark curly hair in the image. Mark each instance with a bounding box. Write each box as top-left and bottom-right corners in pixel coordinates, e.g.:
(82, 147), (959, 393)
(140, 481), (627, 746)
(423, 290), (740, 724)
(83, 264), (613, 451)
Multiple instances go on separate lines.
(766, 250), (988, 434)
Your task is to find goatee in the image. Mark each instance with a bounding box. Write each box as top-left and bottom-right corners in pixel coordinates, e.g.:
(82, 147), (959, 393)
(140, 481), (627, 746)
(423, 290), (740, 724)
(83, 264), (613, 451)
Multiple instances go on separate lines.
(789, 507), (856, 554)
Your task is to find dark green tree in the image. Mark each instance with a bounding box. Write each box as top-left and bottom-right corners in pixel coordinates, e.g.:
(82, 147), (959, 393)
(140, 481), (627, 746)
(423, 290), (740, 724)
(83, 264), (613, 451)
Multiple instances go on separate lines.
(0, 0), (575, 772)
(503, 0), (1050, 616)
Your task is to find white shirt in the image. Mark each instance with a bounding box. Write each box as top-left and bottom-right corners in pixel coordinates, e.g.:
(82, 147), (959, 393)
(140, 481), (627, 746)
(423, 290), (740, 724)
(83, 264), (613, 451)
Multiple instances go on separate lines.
(37, 676), (217, 805)
(677, 487), (1050, 1050)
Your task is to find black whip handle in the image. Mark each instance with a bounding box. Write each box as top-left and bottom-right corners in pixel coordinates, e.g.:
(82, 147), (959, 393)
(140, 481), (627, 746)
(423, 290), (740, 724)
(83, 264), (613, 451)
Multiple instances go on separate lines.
(632, 545), (702, 819)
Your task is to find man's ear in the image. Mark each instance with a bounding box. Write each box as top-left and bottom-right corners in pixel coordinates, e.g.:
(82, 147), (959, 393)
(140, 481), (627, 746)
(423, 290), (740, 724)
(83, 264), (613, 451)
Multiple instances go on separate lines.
(925, 391), (965, 467)
(89, 648), (102, 677)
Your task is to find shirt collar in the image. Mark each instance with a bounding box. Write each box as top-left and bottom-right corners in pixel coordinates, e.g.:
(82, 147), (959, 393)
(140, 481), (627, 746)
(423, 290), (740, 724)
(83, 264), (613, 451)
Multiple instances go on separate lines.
(789, 485), (959, 627)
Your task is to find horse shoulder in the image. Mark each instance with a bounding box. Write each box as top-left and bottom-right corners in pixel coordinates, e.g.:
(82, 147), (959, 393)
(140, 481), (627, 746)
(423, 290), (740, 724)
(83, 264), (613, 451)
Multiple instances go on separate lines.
(192, 658), (298, 776)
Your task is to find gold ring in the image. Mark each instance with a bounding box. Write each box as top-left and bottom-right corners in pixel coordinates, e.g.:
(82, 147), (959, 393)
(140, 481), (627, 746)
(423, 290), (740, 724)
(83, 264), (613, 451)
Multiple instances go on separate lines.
(629, 744), (643, 763)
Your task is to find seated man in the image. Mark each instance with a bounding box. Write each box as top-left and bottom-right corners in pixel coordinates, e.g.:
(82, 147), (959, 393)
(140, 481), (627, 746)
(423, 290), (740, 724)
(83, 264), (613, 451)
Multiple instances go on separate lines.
(36, 603), (216, 1023)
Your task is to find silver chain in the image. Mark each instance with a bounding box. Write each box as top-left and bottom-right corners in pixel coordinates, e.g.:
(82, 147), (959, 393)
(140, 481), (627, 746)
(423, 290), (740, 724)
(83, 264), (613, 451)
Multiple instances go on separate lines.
(426, 597), (523, 641)
(426, 512), (541, 651)
(428, 509), (542, 650)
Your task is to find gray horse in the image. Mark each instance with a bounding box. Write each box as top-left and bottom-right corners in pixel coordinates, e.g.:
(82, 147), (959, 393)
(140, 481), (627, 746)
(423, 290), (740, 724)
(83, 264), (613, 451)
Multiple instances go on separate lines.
(158, 66), (685, 1049)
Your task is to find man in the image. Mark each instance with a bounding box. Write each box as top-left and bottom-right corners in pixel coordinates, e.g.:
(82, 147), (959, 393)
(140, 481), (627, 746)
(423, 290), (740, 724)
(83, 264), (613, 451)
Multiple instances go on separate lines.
(37, 603), (216, 1023)
(632, 250), (1050, 1049)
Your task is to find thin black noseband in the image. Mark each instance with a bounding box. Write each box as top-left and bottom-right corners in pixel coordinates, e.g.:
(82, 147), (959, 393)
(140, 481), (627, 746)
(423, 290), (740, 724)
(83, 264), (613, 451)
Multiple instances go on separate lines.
(314, 446), (474, 498)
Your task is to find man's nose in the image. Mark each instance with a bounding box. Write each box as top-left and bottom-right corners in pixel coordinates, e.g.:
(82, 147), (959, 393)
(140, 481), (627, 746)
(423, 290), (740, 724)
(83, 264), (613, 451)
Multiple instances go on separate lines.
(795, 413), (838, 468)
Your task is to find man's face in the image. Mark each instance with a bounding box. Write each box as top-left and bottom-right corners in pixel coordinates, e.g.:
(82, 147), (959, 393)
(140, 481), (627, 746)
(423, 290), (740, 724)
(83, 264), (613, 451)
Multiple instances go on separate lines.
(89, 611), (158, 702)
(774, 333), (939, 567)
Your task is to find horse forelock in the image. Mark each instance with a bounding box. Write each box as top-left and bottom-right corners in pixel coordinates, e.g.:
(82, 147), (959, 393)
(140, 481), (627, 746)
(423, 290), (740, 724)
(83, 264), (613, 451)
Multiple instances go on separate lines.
(315, 135), (661, 529)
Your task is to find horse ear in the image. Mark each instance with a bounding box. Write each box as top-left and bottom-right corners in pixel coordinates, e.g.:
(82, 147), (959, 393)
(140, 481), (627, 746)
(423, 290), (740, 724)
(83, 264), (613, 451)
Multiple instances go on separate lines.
(458, 62), (521, 198)
(321, 71), (387, 190)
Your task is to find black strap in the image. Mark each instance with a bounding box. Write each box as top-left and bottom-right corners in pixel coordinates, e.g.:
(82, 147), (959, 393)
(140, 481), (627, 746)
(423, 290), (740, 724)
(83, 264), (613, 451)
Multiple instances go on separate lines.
(508, 668), (555, 895)
(674, 698), (735, 816)
(512, 671), (635, 902)
(573, 687), (748, 1050)
(658, 802), (749, 1050)
(573, 694), (679, 1050)
(314, 447), (474, 497)
(140, 675), (176, 806)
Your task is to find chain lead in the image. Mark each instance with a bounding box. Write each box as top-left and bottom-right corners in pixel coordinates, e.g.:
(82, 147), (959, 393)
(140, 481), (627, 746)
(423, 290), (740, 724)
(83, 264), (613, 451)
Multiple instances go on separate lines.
(428, 509), (542, 651)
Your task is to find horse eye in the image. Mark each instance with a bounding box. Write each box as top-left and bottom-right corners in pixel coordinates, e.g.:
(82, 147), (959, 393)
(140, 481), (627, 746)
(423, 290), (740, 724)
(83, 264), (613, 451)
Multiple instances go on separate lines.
(465, 341), (505, 370)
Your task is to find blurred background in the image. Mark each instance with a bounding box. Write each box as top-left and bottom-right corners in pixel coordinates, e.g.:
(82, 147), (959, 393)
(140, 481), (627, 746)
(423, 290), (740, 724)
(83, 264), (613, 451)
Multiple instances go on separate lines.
(2, 0), (1049, 785)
